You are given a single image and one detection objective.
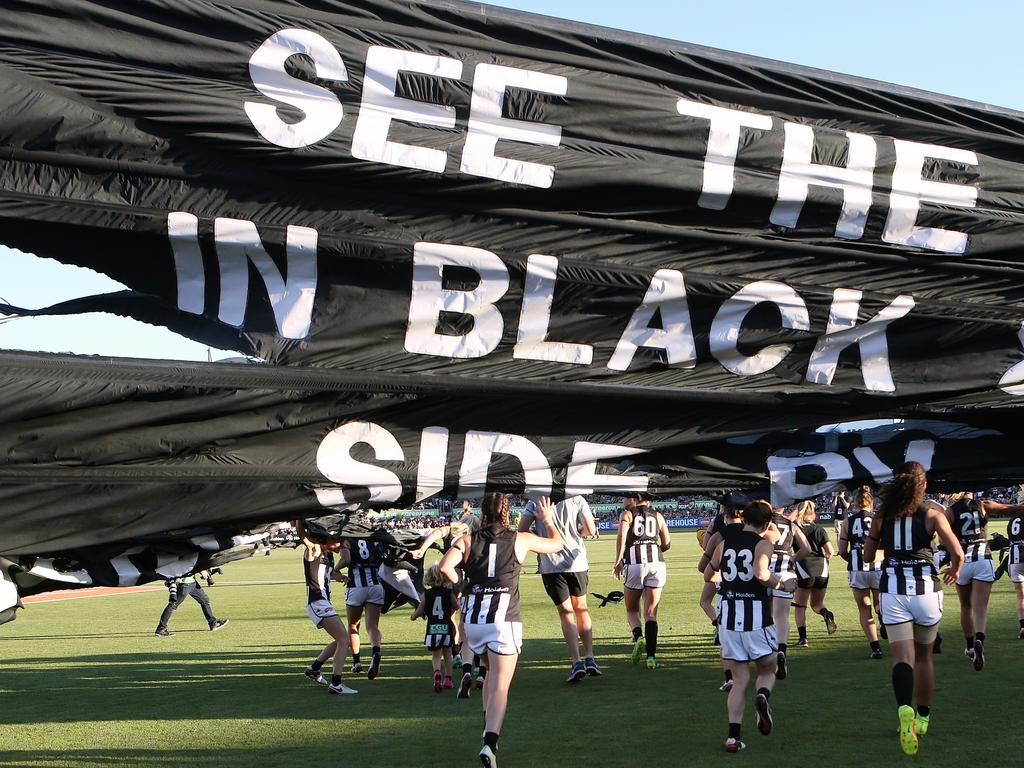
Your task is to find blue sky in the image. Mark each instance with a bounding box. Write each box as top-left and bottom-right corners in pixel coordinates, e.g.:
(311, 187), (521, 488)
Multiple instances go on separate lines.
(1, 0), (1020, 361)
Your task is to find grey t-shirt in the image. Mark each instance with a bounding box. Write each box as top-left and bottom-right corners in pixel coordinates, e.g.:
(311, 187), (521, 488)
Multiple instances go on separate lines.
(523, 496), (594, 574)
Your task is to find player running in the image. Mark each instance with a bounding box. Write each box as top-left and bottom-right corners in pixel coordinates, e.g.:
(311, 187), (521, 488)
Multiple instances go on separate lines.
(411, 563), (458, 692)
(792, 500), (838, 645)
(705, 499), (796, 753)
(765, 506), (810, 679)
(837, 485), (885, 658)
(300, 531), (357, 695)
(439, 492), (562, 768)
(343, 535), (386, 679)
(613, 492), (672, 669)
(966, 496), (1024, 641)
(864, 461), (962, 756)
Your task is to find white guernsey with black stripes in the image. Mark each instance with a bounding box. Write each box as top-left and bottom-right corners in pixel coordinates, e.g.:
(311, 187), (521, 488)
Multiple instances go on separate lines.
(304, 551), (338, 626)
(846, 508), (881, 590)
(346, 538), (385, 606)
(952, 499), (995, 584)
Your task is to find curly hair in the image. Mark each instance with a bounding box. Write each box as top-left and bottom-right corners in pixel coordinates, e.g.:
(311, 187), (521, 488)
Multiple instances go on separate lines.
(854, 485), (874, 513)
(423, 563), (447, 589)
(480, 492), (511, 530)
(879, 461), (927, 522)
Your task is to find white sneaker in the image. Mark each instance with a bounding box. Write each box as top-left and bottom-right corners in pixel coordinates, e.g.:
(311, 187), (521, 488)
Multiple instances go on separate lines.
(964, 647), (976, 661)
(328, 682), (358, 695)
(479, 745), (498, 767)
(725, 738), (746, 753)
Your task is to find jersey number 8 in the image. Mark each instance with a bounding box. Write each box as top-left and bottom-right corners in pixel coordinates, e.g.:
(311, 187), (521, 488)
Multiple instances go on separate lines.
(357, 540), (371, 560)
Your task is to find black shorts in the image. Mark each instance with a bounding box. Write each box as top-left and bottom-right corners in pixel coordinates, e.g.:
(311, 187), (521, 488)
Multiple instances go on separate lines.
(542, 571), (589, 605)
(797, 575), (829, 590)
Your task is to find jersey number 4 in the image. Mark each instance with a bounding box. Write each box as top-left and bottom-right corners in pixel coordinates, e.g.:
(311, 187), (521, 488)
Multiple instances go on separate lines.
(431, 596), (446, 620)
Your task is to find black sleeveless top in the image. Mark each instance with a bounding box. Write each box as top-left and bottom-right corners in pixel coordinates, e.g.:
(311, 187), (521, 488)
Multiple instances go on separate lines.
(719, 527), (772, 631)
(769, 513), (796, 575)
(624, 504), (663, 565)
(462, 527), (522, 624)
(845, 508), (877, 571)
(951, 499), (990, 562)
(347, 538), (383, 588)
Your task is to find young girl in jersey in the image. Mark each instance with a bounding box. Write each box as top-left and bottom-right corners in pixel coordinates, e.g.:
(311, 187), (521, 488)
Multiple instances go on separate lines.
(439, 493), (562, 768)
(792, 500), (837, 645)
(411, 564), (458, 692)
(864, 462), (962, 756)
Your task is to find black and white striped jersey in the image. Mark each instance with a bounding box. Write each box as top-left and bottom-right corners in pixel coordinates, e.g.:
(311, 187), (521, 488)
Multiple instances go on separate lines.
(624, 504), (663, 565)
(461, 528), (522, 625)
(719, 526), (772, 632)
(347, 538), (383, 587)
(951, 499), (990, 562)
(879, 506), (939, 595)
(845, 508), (877, 571)
(1008, 513), (1024, 565)
(304, 551), (333, 605)
(769, 513), (796, 576)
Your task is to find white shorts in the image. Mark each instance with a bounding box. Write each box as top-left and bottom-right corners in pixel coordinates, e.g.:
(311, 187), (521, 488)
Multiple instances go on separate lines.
(624, 562), (667, 590)
(880, 592), (943, 628)
(463, 621), (523, 656)
(1010, 563), (1024, 584)
(346, 584), (385, 607)
(769, 572), (796, 600)
(306, 599), (338, 627)
(720, 625), (778, 663)
(848, 570), (881, 591)
(956, 559), (996, 585)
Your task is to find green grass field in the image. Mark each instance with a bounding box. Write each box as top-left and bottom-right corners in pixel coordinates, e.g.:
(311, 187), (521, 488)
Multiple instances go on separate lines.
(2, 535), (1022, 767)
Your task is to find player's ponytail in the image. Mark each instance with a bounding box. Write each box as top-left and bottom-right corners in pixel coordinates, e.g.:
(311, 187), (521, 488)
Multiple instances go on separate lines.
(481, 492), (511, 531)
(855, 485), (874, 513)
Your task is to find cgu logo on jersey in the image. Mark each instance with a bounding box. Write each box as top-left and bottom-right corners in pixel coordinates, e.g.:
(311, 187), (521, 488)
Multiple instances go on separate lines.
(767, 436), (936, 506)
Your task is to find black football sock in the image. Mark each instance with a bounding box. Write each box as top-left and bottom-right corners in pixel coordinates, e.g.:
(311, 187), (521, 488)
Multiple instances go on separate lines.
(892, 662), (914, 707)
(778, 642), (787, 654)
(310, 659), (324, 671)
(331, 674), (341, 686)
(478, 666), (487, 679)
(870, 640), (881, 653)
(757, 687), (771, 699)
(644, 620), (658, 657)
(632, 625), (643, 642)
(976, 632), (986, 643)
(917, 705), (930, 717)
(462, 662), (473, 675)
(483, 732), (499, 752)
(352, 652), (361, 664)
(965, 635), (974, 650)
(797, 626), (807, 641)
(372, 645), (381, 656)
(723, 669), (733, 682)
(728, 723), (741, 740)
(1020, 619), (1024, 629)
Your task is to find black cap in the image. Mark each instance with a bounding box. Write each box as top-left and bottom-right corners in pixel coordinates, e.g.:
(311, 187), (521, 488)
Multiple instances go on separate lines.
(716, 491), (753, 509)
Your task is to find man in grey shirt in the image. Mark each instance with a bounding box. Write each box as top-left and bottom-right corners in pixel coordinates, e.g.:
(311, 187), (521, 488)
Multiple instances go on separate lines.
(519, 495), (600, 682)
